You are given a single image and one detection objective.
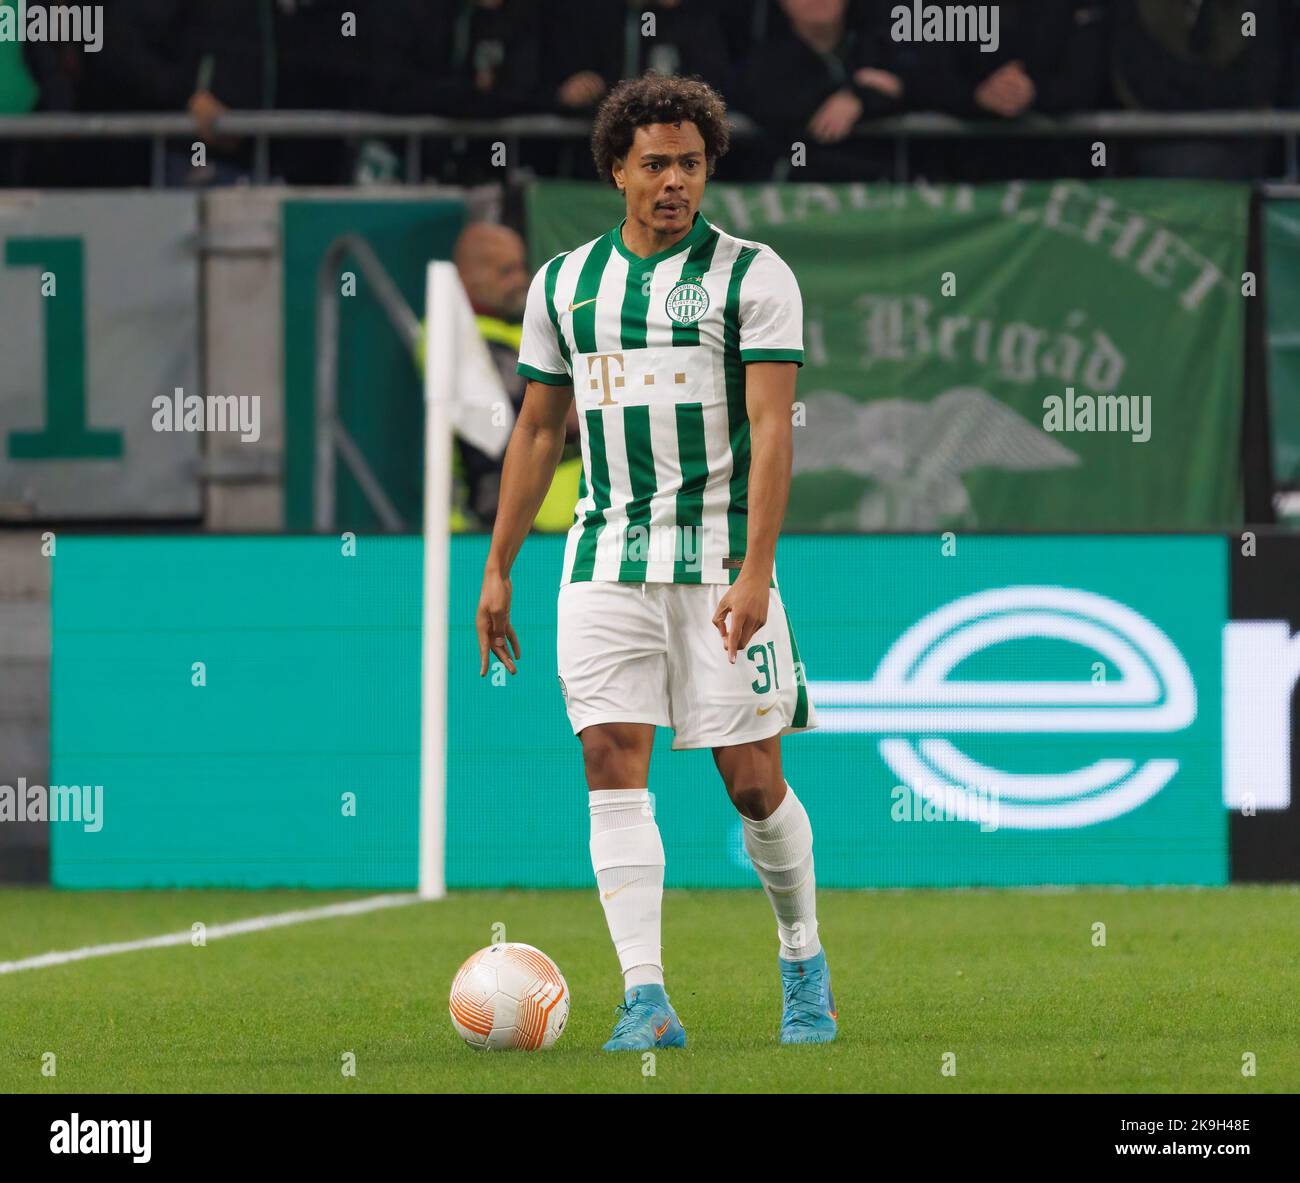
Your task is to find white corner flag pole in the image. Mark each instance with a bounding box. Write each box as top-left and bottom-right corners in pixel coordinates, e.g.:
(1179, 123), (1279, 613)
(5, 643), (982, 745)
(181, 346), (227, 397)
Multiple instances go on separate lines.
(419, 261), (457, 901)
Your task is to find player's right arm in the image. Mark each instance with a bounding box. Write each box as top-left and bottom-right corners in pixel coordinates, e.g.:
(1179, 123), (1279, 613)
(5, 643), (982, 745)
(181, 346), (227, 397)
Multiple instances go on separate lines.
(477, 254), (575, 677)
(476, 377), (574, 676)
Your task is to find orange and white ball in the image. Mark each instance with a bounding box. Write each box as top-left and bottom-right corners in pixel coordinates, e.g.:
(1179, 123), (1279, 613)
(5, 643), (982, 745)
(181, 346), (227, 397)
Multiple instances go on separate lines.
(449, 943), (570, 1051)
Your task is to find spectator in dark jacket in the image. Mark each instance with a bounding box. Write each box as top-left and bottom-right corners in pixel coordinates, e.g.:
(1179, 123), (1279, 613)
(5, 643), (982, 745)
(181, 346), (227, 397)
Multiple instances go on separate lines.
(735, 0), (904, 180)
(375, 0), (551, 118)
(83, 0), (387, 184)
(1286, 0), (1300, 109)
(1111, 0), (1282, 178)
(903, 0), (1111, 180)
(934, 1), (1110, 118)
(370, 0), (557, 183)
(545, 0), (735, 114)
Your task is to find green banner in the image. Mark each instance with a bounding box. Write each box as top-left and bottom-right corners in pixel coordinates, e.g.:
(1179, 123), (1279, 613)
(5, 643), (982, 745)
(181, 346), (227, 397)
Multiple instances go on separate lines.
(527, 180), (1247, 529)
(51, 535), (1226, 890)
(1265, 200), (1300, 490)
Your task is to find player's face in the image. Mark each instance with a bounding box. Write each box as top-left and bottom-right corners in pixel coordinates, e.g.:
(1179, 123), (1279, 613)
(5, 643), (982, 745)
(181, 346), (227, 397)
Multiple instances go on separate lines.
(615, 121), (707, 236)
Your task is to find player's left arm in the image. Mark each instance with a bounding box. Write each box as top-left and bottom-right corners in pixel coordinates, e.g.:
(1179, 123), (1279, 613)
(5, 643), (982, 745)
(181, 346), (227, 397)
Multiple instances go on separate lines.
(711, 361), (796, 663)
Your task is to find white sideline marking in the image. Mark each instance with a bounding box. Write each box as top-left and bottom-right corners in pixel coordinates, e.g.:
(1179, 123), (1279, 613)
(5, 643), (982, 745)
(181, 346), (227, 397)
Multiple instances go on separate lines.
(0, 892), (423, 976)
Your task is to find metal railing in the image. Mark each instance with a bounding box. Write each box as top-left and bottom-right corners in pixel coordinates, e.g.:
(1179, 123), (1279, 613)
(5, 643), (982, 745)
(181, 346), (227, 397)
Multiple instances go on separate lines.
(2, 109), (1300, 184)
(313, 233), (422, 532)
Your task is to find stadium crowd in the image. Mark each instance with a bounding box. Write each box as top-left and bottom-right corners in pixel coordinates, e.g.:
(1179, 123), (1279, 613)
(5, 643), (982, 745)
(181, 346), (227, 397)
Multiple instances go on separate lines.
(0, 0), (1298, 186)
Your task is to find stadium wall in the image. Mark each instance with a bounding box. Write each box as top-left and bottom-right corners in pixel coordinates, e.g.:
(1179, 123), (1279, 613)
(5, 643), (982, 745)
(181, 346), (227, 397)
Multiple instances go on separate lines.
(0, 531), (49, 882)
(0, 184), (496, 530)
(30, 532), (1300, 890)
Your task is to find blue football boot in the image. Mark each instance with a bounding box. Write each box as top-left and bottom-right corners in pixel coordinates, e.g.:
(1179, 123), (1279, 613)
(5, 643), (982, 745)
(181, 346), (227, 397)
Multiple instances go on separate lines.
(779, 949), (838, 1044)
(602, 983), (687, 1051)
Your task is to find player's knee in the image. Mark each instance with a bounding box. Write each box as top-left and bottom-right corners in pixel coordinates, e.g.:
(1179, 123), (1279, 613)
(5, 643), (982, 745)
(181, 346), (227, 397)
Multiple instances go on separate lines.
(729, 772), (791, 820)
(581, 744), (623, 786)
(717, 742), (783, 819)
(727, 781), (771, 819)
(579, 725), (646, 788)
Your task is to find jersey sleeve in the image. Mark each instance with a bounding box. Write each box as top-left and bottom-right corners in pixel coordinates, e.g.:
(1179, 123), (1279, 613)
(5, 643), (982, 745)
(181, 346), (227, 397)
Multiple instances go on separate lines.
(738, 247), (804, 366)
(516, 258), (571, 385)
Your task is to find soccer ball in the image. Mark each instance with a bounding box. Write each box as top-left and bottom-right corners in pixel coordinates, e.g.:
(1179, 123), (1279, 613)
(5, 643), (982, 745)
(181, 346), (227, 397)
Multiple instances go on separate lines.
(449, 942), (570, 1051)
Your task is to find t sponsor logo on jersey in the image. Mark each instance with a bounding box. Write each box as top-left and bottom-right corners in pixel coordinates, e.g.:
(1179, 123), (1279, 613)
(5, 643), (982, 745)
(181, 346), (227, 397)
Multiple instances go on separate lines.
(809, 585), (1197, 829)
(581, 349), (697, 408)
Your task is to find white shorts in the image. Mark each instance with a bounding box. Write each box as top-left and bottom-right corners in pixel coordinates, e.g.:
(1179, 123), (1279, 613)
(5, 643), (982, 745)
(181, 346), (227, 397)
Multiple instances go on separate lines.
(555, 580), (818, 751)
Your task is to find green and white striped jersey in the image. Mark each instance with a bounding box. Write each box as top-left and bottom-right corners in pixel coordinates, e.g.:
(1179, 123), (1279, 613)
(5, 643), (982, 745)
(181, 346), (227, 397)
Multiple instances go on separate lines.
(516, 210), (803, 586)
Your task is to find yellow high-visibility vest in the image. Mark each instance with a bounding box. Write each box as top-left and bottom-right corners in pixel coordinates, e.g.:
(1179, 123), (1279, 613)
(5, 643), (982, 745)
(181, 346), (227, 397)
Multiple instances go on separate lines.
(535, 455), (583, 533)
(417, 312), (578, 532)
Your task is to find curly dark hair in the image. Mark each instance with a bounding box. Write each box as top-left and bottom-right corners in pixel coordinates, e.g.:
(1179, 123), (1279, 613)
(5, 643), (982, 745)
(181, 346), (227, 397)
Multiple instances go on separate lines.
(590, 72), (731, 188)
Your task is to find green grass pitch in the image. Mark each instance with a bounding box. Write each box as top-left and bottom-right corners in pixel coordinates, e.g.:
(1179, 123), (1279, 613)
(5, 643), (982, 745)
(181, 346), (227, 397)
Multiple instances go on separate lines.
(2, 885), (1298, 1093)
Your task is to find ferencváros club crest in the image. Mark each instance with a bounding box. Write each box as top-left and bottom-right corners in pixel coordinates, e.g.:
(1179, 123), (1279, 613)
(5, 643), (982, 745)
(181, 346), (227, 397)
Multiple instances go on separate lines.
(665, 279), (709, 325)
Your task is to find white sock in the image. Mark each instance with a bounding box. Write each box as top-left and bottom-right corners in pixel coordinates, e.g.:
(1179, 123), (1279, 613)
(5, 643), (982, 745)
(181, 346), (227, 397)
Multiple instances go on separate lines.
(589, 788), (665, 989)
(741, 782), (822, 962)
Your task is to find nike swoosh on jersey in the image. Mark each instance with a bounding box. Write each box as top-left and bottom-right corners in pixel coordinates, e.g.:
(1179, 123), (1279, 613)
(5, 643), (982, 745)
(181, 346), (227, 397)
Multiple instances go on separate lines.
(756, 704), (775, 716)
(567, 296), (598, 312)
